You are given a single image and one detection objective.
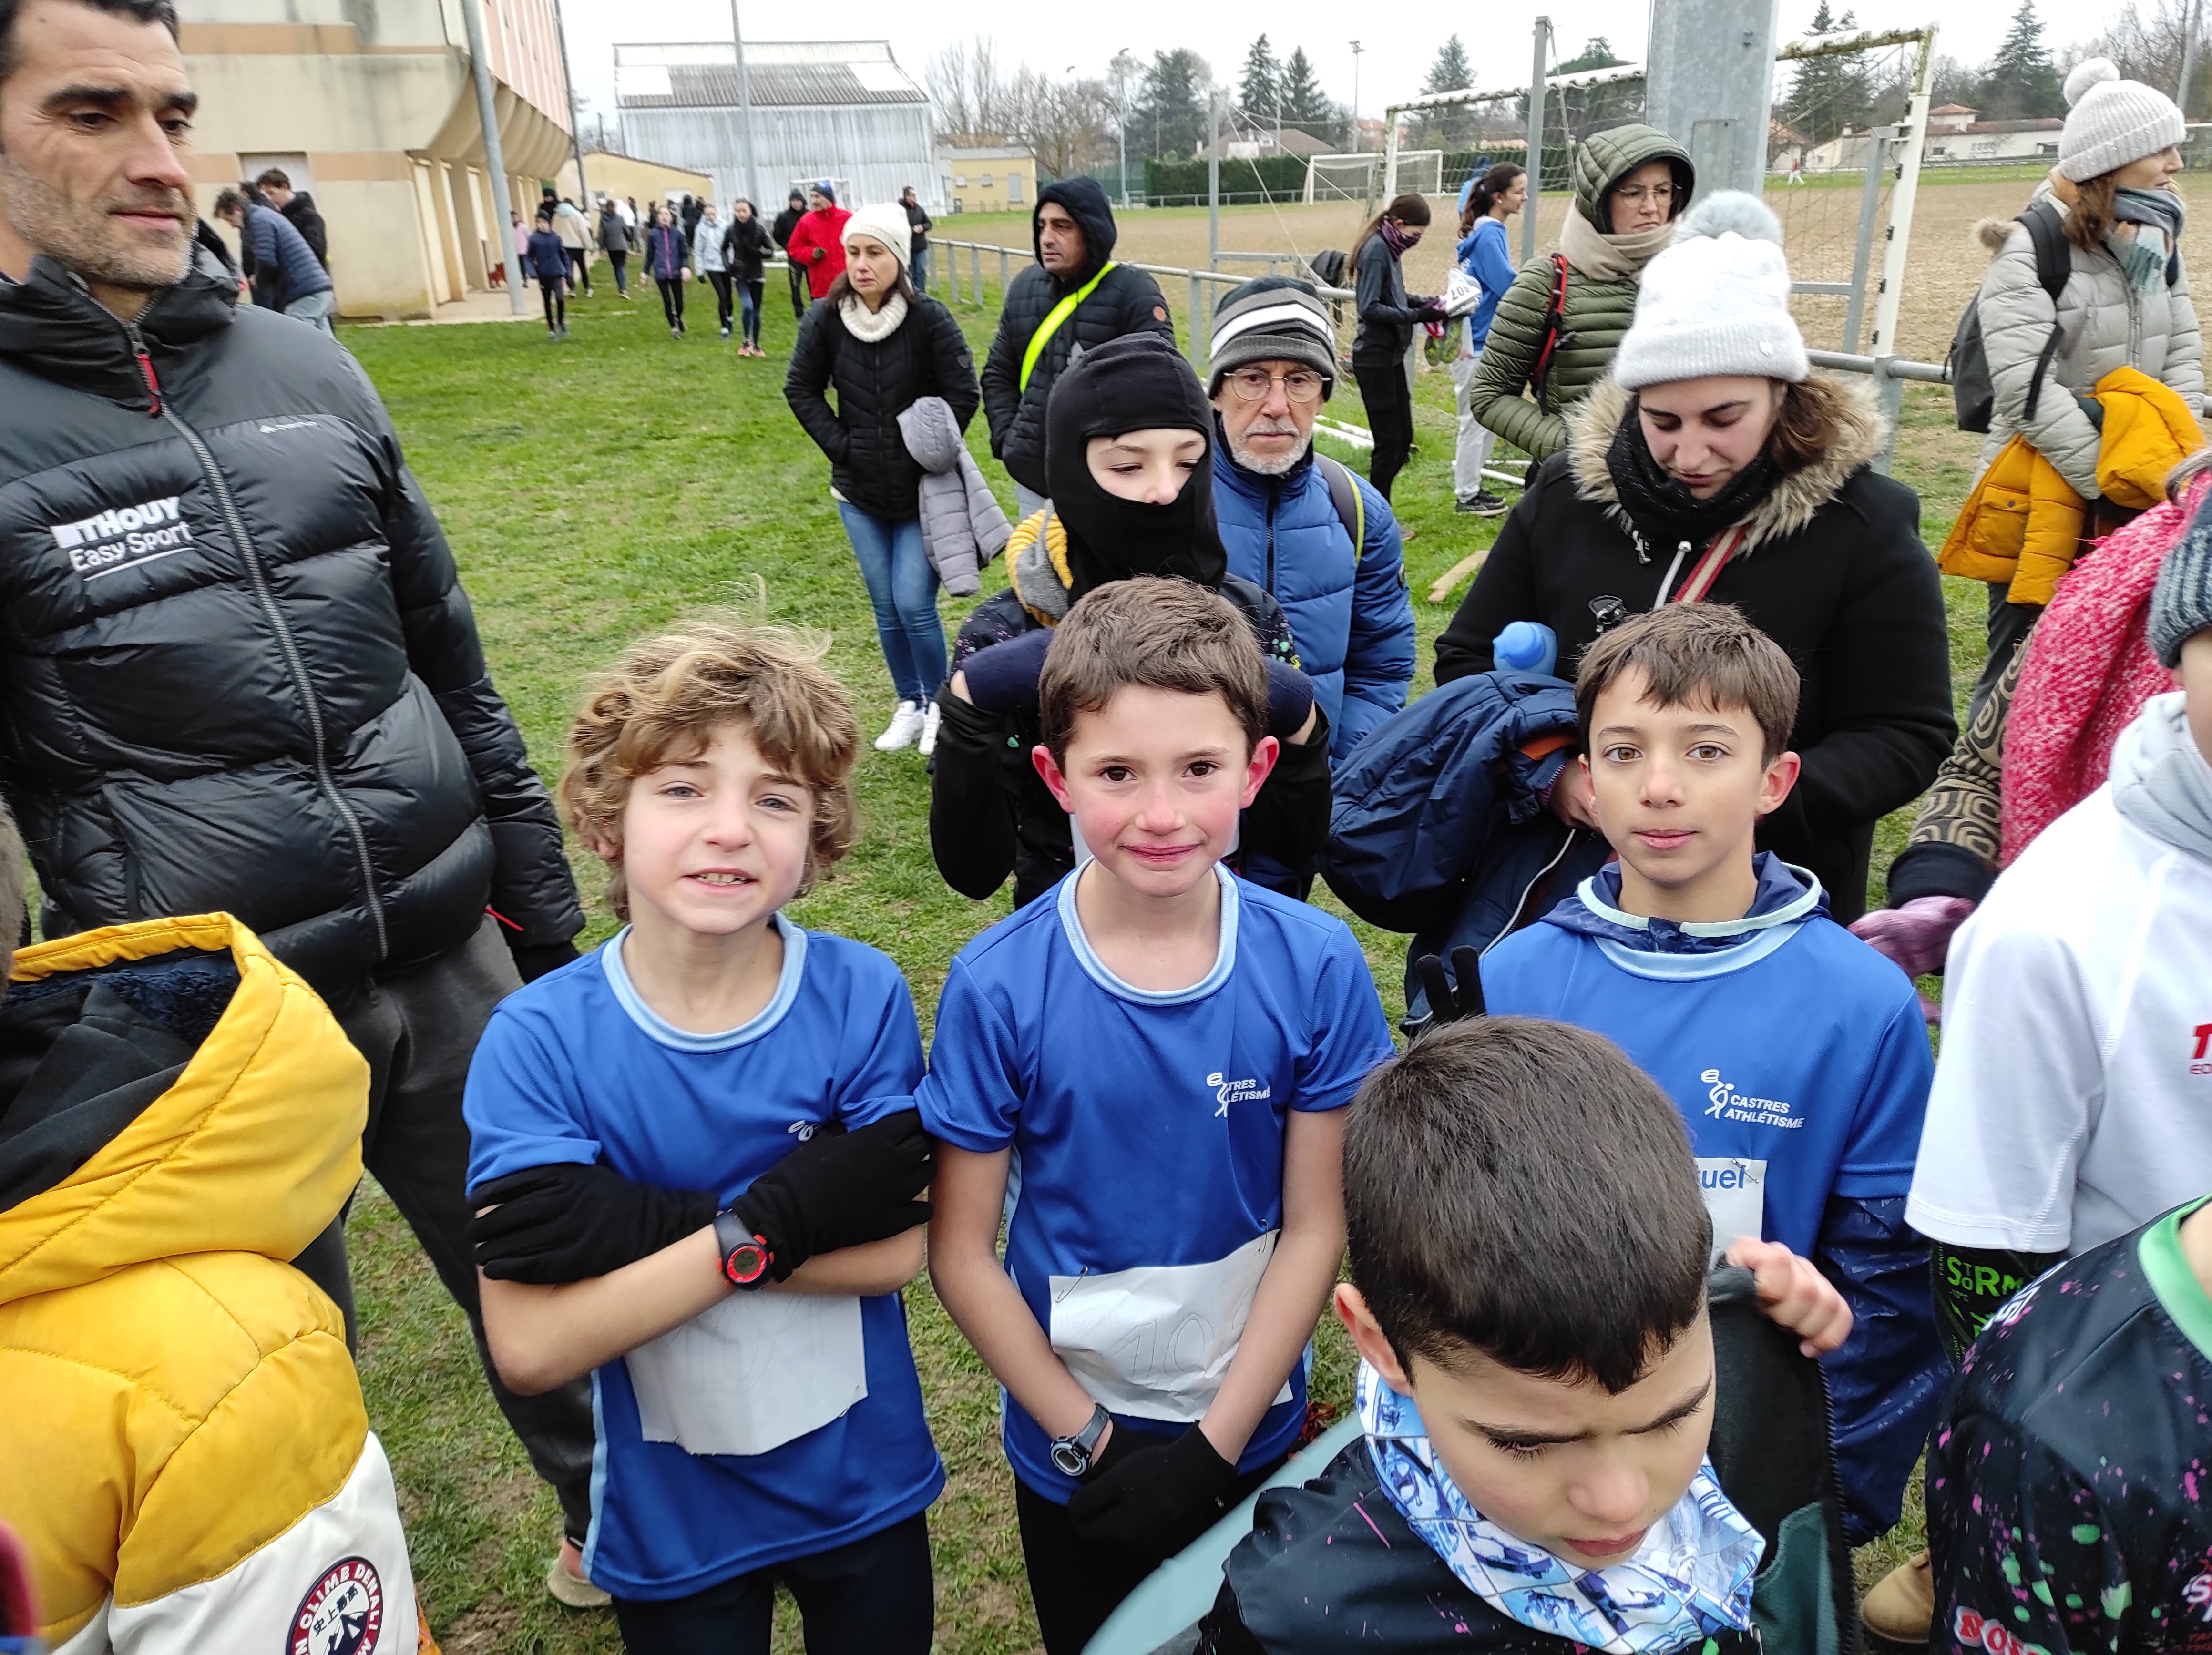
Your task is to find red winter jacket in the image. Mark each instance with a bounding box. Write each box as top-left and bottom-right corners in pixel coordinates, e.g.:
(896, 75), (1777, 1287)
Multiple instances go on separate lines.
(784, 206), (851, 300)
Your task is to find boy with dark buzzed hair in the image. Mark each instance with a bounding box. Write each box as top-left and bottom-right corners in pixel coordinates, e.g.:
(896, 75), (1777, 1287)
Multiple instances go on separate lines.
(1198, 1015), (1858, 1654)
(1473, 603), (1946, 1547)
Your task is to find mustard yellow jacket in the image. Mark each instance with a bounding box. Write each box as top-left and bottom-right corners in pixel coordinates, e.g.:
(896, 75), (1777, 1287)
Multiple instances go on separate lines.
(1940, 365), (2205, 607)
(0, 914), (420, 1654)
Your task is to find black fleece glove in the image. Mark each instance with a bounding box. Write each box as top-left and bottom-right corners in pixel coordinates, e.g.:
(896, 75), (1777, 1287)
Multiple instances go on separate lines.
(469, 1162), (717, 1284)
(1412, 946), (1487, 1032)
(1066, 1424), (1239, 1560)
(729, 1113), (935, 1280)
(509, 939), (581, 984)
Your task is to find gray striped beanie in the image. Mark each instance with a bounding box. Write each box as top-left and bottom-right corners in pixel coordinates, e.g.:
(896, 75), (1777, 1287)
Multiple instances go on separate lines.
(1208, 277), (1337, 398)
(2151, 507), (2212, 667)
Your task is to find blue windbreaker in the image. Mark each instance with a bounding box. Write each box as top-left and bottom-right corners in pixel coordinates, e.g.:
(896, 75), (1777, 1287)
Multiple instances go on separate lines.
(1212, 436), (1415, 764)
(1479, 855), (1949, 1543)
(1454, 215), (1516, 349)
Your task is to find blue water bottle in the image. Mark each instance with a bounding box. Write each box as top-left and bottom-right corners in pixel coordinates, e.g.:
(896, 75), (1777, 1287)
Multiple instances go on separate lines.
(1493, 621), (1558, 678)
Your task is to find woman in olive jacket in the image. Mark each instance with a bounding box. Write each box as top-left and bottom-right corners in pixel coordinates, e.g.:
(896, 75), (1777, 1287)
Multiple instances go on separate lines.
(1466, 123), (1695, 464)
(785, 204), (978, 752)
(1437, 195), (1954, 920)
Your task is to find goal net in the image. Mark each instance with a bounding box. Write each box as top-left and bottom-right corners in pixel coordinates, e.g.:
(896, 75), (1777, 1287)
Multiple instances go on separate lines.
(1304, 150), (1444, 208)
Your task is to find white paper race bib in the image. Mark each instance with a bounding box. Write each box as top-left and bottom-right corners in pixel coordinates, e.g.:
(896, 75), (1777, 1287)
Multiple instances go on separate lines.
(1696, 1156), (1768, 1260)
(625, 1291), (867, 1457)
(1048, 1230), (1292, 1423)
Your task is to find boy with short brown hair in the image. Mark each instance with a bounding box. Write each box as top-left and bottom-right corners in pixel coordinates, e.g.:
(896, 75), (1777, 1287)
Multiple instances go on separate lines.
(922, 577), (1394, 1653)
(1476, 603), (1946, 1544)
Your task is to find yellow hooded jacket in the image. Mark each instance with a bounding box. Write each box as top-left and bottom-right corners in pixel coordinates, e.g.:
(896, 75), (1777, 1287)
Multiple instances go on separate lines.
(1940, 365), (2206, 607)
(0, 914), (420, 1654)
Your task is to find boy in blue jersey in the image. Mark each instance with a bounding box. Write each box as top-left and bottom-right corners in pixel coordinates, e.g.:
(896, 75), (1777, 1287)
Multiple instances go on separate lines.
(464, 622), (943, 1655)
(921, 577), (1396, 1654)
(1474, 604), (1946, 1546)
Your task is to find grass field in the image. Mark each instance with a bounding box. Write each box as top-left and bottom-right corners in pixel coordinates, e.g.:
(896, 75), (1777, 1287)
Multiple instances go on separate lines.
(345, 266), (1987, 1651)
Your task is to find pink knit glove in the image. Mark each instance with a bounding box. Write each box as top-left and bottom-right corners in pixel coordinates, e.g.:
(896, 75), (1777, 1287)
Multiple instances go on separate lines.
(1849, 896), (1976, 1022)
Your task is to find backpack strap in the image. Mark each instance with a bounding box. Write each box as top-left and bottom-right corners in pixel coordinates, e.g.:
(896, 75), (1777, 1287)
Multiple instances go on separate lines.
(1313, 454), (1366, 563)
(1020, 262), (1118, 392)
(2019, 201), (2072, 427)
(1531, 254), (1571, 416)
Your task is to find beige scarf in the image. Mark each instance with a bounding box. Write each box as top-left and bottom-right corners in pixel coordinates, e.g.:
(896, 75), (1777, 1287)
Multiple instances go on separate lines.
(839, 289), (909, 342)
(1557, 211), (1676, 283)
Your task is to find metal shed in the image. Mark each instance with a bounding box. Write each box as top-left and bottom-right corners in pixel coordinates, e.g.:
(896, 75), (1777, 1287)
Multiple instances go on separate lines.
(615, 41), (935, 213)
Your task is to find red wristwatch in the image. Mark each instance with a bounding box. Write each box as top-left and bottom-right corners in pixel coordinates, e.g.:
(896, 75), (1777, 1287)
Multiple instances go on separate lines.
(713, 1209), (773, 1289)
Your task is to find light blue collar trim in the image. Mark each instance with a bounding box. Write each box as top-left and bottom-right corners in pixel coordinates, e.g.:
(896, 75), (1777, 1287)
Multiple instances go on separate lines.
(1574, 861), (1823, 939)
(1056, 862), (1239, 1006)
(599, 917), (809, 1052)
(1593, 923), (1803, 980)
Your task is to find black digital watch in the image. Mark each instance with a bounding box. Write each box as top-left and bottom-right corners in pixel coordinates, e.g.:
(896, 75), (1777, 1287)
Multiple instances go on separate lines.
(1049, 1403), (1112, 1478)
(713, 1208), (773, 1289)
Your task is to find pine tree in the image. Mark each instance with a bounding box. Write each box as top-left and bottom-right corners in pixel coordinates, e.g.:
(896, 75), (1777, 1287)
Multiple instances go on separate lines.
(1239, 36), (1282, 124)
(1279, 48), (1334, 139)
(1781, 1), (1875, 143)
(1977, 0), (2064, 119)
(1128, 48), (1210, 161)
(1424, 36), (1473, 94)
(1556, 35), (1628, 72)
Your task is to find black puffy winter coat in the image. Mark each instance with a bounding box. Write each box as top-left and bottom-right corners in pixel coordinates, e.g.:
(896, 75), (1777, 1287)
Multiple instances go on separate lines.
(784, 290), (980, 520)
(1434, 374), (1955, 921)
(0, 248), (582, 996)
(978, 178), (1176, 496)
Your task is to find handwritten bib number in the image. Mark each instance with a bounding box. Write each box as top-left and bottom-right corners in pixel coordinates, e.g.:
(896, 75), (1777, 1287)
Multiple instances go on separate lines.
(1695, 1157), (1768, 1263)
(625, 1292), (867, 1458)
(1047, 1231), (1292, 1424)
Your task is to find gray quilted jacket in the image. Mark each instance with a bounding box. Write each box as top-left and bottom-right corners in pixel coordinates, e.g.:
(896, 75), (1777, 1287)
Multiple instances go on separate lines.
(897, 395), (1010, 597)
(1974, 180), (2203, 500)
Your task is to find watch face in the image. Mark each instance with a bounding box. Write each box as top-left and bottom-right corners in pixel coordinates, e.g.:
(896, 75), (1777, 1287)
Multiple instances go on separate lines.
(723, 1242), (769, 1286)
(1050, 1442), (1086, 1478)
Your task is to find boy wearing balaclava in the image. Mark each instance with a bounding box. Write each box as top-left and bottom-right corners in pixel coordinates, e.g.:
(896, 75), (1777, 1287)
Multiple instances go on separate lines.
(926, 334), (1333, 908)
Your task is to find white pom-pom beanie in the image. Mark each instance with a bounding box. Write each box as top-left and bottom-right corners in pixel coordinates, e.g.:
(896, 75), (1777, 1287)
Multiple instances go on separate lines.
(842, 203), (914, 271)
(2059, 58), (2185, 182)
(1612, 191), (1810, 390)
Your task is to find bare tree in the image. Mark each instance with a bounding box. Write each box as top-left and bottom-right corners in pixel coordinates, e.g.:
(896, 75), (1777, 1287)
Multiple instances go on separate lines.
(929, 36), (1117, 177)
(2064, 0), (2204, 109)
(1015, 70), (1117, 179)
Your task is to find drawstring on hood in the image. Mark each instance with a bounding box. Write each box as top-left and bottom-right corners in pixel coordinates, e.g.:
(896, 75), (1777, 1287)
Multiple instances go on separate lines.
(1043, 333), (1228, 598)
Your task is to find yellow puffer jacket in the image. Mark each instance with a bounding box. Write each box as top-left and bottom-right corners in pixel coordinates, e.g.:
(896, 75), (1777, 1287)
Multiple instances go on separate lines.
(0, 914), (421, 1654)
(1940, 365), (2206, 606)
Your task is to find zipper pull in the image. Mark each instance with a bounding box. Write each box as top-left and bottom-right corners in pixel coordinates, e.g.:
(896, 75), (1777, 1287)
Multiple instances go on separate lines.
(123, 321), (161, 417)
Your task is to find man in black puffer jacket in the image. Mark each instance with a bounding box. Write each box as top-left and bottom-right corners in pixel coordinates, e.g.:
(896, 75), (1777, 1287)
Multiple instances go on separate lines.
(0, 0), (598, 1593)
(980, 176), (1176, 513)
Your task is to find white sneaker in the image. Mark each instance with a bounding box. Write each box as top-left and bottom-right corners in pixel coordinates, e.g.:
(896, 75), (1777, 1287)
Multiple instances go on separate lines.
(916, 697), (943, 757)
(873, 700), (926, 751)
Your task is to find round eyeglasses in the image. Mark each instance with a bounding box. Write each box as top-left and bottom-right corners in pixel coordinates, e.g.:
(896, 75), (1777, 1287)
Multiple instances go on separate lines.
(1224, 368), (1326, 404)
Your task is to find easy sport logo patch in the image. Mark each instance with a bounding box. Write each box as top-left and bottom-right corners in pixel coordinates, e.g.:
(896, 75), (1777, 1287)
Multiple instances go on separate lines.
(288, 1554), (384, 1655)
(49, 495), (194, 579)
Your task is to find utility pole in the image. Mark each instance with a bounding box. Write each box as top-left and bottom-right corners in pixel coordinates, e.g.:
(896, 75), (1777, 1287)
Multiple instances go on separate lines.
(1349, 41), (1364, 150)
(458, 0), (525, 313)
(1523, 15), (1550, 263)
(550, 0), (588, 211)
(729, 0), (756, 206)
(1112, 50), (1133, 205)
(1208, 86), (1222, 266)
(2181, 0), (2202, 121)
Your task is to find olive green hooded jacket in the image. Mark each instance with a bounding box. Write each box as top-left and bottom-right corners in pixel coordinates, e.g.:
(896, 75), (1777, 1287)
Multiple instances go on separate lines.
(1466, 124), (1694, 460)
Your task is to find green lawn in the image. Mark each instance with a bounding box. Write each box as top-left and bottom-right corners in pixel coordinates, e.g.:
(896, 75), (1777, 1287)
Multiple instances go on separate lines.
(342, 281), (1985, 1652)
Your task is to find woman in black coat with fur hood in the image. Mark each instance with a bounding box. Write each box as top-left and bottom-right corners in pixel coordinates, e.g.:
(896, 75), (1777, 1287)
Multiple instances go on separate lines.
(1434, 194), (1954, 920)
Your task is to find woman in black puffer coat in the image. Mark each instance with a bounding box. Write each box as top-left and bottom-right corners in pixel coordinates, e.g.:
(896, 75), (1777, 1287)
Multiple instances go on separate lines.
(786, 204), (978, 750)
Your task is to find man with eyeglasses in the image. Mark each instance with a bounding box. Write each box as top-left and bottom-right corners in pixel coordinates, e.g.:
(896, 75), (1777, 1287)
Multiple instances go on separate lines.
(1208, 277), (1415, 776)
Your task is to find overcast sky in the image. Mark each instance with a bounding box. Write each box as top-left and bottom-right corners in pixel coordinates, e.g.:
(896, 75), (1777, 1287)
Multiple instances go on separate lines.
(556, 0), (2046, 144)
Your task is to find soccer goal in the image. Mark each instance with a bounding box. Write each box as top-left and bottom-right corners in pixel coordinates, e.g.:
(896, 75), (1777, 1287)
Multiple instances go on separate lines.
(1303, 150), (1443, 208)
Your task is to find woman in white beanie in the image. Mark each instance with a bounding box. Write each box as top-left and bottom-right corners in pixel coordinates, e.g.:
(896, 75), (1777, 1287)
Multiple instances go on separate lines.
(785, 205), (980, 754)
(1963, 58), (2201, 709)
(1436, 191), (1955, 926)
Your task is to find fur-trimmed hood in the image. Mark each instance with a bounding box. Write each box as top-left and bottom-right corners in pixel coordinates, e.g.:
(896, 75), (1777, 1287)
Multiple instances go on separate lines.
(1563, 371), (1890, 556)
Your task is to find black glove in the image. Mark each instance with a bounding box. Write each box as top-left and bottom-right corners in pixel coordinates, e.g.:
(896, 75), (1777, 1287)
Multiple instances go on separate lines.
(1413, 946), (1486, 1033)
(1066, 1424), (1239, 1560)
(729, 1113), (934, 1280)
(509, 939), (580, 984)
(469, 1162), (717, 1283)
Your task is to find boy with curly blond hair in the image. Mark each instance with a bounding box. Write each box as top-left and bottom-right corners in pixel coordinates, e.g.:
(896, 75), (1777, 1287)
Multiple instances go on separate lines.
(463, 620), (943, 1655)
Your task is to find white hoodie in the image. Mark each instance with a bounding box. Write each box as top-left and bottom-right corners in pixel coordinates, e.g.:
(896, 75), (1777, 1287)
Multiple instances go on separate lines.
(1908, 693), (2212, 1257)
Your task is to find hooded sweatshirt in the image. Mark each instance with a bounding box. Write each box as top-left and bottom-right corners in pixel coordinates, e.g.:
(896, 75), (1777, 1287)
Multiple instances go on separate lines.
(1910, 691), (2212, 1262)
(978, 177), (1177, 495)
(0, 914), (418, 1654)
(1481, 854), (1946, 1540)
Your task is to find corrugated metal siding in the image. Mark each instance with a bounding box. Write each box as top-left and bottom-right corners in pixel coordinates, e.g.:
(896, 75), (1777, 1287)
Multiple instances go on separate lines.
(620, 104), (934, 211)
(622, 63), (927, 109)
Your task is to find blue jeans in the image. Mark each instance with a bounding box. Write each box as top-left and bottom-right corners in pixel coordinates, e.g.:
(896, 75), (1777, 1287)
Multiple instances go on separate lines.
(836, 503), (945, 705)
(740, 277), (763, 344)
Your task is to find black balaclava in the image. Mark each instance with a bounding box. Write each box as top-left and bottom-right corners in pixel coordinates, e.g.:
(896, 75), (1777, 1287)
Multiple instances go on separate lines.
(1044, 333), (1228, 600)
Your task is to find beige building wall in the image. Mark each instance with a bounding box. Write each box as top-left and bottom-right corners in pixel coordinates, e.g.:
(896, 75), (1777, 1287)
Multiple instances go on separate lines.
(551, 152), (713, 214)
(182, 0), (574, 319)
(940, 150), (1036, 217)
